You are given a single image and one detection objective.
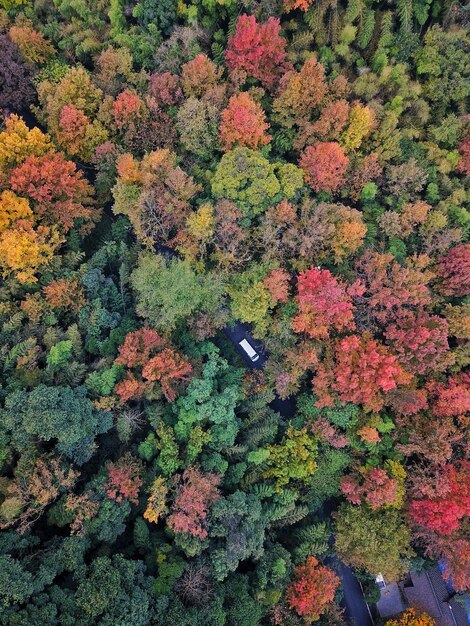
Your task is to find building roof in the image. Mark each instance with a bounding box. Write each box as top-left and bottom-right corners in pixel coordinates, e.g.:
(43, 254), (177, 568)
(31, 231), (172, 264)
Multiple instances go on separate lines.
(402, 569), (468, 626)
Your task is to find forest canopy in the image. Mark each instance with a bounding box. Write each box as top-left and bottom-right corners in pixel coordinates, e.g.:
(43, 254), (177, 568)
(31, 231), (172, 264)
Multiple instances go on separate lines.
(0, 0), (469, 624)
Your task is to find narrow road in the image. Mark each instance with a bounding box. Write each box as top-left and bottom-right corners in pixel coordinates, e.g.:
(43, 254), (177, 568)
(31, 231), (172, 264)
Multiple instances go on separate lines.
(223, 320), (374, 626)
(155, 241), (374, 626)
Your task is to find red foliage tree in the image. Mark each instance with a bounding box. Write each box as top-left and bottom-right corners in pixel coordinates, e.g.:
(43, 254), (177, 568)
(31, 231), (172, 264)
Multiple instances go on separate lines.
(436, 244), (470, 297)
(105, 453), (142, 505)
(286, 556), (340, 620)
(148, 72), (182, 107)
(355, 252), (433, 325)
(219, 92), (270, 151)
(314, 333), (413, 411)
(385, 314), (452, 375)
(409, 462), (470, 535)
(225, 14), (290, 90)
(341, 467), (399, 510)
(292, 267), (356, 339)
(167, 466), (220, 539)
(300, 142), (349, 193)
(457, 136), (470, 176)
(142, 348), (193, 402)
(427, 373), (470, 418)
(10, 153), (93, 232)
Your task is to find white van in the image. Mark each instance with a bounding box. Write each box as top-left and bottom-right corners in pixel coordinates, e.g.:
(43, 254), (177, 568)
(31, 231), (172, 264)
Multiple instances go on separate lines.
(238, 338), (260, 362)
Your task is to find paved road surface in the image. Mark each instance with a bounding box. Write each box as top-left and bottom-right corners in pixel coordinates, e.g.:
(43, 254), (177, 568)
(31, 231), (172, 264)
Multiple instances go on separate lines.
(225, 322), (374, 626)
(157, 237), (374, 625)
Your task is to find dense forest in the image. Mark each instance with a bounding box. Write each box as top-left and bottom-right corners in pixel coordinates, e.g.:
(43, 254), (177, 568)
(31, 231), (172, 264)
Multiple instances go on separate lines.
(0, 0), (469, 624)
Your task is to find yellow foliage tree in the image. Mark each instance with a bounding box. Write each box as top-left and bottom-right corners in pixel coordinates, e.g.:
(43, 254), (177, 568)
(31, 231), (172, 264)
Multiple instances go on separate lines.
(385, 608), (436, 626)
(143, 477), (169, 524)
(0, 190), (33, 232)
(0, 115), (52, 176)
(0, 220), (62, 284)
(341, 103), (377, 152)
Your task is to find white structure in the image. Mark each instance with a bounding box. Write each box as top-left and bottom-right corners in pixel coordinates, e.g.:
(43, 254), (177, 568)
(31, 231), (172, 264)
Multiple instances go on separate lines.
(239, 339), (260, 362)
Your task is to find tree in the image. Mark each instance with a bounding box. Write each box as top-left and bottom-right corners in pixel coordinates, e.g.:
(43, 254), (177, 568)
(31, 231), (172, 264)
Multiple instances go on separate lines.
(113, 149), (200, 246)
(0, 220), (62, 284)
(283, 0), (314, 11)
(0, 115), (52, 174)
(43, 277), (86, 314)
(225, 14), (291, 90)
(314, 334), (413, 412)
(436, 244), (470, 297)
(105, 454), (142, 505)
(176, 97), (219, 159)
(263, 426), (318, 491)
(130, 254), (224, 333)
(334, 504), (413, 580)
(385, 314), (452, 375)
(427, 374), (470, 418)
(144, 477), (169, 524)
(8, 24), (54, 64)
(10, 153), (94, 232)
(167, 466), (221, 539)
(292, 267), (356, 339)
(142, 349), (193, 402)
(114, 327), (192, 402)
(181, 54), (222, 97)
(148, 72), (182, 106)
(457, 136), (470, 176)
(286, 557), (339, 621)
(385, 609), (435, 626)
(0, 34), (35, 111)
(220, 92), (270, 152)
(340, 462), (405, 510)
(1, 385), (112, 465)
(273, 56), (328, 130)
(340, 103), (376, 152)
(408, 462), (470, 535)
(0, 190), (32, 231)
(355, 252), (433, 325)
(35, 66), (109, 161)
(300, 143), (349, 193)
(210, 490), (267, 580)
(212, 147), (303, 216)
(115, 327), (166, 368)
(113, 89), (146, 129)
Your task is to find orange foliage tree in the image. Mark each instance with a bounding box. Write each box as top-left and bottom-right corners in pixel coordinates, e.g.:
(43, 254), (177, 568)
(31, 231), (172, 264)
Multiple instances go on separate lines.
(286, 556), (340, 621)
(219, 92), (270, 151)
(300, 142), (349, 193)
(10, 152), (94, 232)
(114, 328), (193, 403)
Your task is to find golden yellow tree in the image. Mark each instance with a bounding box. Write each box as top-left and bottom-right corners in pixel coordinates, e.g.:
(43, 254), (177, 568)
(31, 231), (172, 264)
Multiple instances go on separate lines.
(385, 608), (436, 626)
(0, 221), (62, 284)
(0, 115), (52, 176)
